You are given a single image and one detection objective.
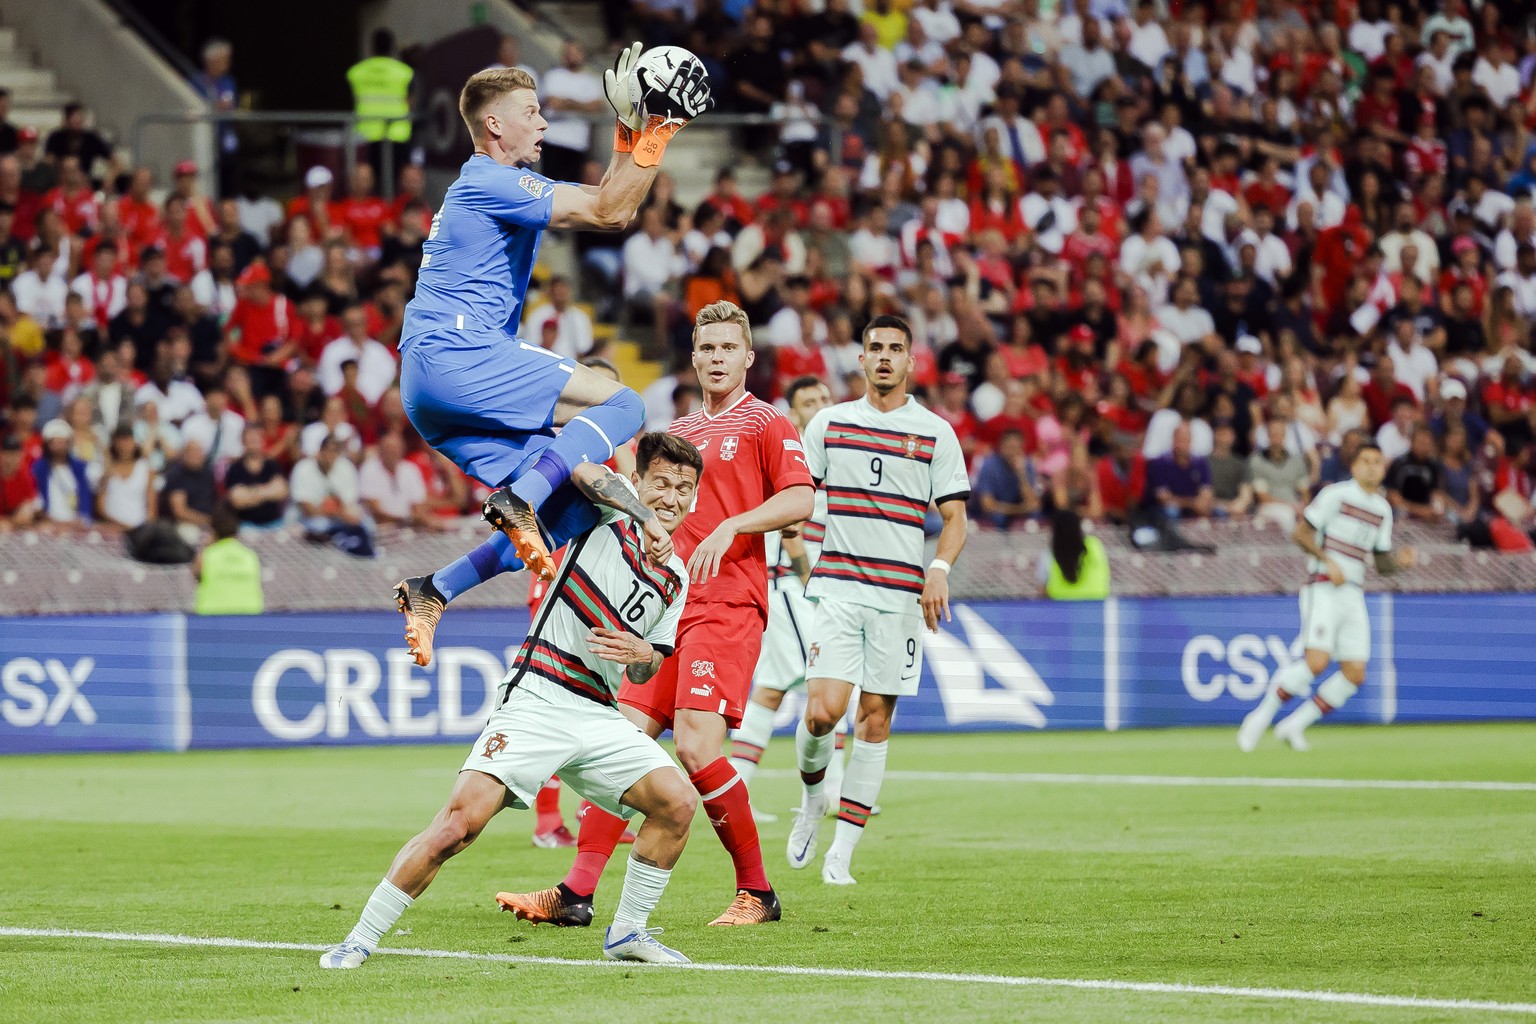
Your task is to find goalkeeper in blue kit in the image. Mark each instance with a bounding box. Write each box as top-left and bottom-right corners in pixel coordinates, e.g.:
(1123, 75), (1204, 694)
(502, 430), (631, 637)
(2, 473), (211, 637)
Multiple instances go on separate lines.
(394, 45), (712, 666)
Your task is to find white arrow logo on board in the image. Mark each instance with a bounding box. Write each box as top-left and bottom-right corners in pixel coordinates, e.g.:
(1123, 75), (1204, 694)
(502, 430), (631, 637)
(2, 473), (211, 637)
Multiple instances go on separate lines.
(924, 606), (1055, 728)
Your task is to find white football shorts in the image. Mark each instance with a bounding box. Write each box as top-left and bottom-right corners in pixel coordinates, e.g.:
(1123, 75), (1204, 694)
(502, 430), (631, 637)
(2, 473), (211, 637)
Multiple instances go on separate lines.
(1299, 581), (1371, 663)
(804, 597), (925, 697)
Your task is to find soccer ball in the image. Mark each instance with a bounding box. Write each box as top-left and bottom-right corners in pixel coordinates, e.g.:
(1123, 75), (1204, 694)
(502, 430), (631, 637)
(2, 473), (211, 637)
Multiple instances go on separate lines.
(634, 45), (703, 95)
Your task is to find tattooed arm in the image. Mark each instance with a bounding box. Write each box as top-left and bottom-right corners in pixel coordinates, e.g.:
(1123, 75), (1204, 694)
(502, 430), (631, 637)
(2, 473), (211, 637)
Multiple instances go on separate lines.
(573, 462), (654, 523)
(571, 463), (673, 566)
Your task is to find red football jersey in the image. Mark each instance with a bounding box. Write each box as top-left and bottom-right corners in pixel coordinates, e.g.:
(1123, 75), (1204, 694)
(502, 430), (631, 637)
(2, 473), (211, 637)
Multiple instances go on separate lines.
(339, 196), (390, 249)
(668, 393), (814, 613)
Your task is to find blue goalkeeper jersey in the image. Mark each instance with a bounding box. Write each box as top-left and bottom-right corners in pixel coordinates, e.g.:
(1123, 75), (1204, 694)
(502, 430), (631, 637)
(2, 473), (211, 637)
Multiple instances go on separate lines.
(403, 154), (555, 336)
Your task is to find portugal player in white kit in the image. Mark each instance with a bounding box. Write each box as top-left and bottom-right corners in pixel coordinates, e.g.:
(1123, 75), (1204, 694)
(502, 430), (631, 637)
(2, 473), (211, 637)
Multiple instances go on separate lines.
(320, 434), (702, 968)
(728, 375), (841, 820)
(787, 316), (971, 885)
(1237, 441), (1416, 752)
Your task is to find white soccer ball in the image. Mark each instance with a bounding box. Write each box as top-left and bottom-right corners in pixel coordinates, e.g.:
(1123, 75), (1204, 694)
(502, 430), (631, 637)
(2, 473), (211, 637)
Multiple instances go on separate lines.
(634, 45), (702, 94)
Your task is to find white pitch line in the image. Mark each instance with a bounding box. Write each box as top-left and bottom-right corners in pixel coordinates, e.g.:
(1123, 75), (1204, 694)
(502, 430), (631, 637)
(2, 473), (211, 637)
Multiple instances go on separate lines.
(756, 769), (1536, 792)
(1, 927), (1532, 1017)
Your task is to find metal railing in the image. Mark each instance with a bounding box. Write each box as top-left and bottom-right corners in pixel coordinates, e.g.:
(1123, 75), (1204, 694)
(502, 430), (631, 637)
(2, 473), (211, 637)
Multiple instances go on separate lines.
(132, 109), (412, 199)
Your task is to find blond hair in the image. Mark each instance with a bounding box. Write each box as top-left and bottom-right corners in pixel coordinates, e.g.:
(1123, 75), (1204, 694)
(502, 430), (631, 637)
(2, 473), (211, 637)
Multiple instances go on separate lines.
(459, 67), (538, 141)
(693, 300), (754, 349)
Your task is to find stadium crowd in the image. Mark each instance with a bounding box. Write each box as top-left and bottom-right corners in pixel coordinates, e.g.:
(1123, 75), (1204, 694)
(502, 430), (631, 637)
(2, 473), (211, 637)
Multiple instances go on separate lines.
(3, 0), (1536, 559)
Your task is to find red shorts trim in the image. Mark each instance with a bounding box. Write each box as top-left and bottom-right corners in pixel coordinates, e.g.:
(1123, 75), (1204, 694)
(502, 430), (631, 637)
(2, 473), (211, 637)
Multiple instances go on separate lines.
(619, 600), (764, 731)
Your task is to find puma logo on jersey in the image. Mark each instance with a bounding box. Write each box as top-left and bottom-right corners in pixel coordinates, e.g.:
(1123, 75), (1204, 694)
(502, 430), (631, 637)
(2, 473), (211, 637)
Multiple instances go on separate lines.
(694, 439), (710, 450)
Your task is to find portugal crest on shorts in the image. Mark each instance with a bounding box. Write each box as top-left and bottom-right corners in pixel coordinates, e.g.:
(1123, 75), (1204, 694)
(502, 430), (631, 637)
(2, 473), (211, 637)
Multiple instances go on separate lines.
(720, 436), (739, 461)
(807, 642), (821, 667)
(481, 732), (509, 759)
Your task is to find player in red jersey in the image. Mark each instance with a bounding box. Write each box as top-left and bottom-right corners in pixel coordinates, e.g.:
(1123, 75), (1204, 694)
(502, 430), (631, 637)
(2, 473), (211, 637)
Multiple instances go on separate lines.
(498, 300), (814, 927)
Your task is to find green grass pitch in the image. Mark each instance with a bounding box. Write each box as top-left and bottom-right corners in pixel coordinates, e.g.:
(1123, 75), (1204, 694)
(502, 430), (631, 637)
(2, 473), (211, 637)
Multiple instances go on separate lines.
(2, 724), (1534, 1023)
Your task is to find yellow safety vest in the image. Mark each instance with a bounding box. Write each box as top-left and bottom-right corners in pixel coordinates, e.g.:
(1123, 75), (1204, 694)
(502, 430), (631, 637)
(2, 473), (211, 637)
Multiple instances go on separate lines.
(347, 56), (414, 143)
(1045, 535), (1110, 601)
(196, 537), (265, 615)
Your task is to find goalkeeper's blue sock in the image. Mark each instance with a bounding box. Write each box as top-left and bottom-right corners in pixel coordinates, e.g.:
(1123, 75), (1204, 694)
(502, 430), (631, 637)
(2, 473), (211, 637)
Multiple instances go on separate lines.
(431, 533), (524, 603)
(508, 388), (643, 510)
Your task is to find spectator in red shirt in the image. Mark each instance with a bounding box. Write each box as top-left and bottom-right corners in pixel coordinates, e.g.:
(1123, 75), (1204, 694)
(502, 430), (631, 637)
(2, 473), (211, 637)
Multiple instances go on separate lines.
(41, 156), (99, 237)
(1096, 430), (1147, 524)
(292, 290), (342, 365)
(1483, 354), (1534, 448)
(157, 196), (208, 283)
(932, 371), (981, 466)
(224, 261), (298, 399)
(1243, 156), (1292, 214)
(754, 161), (810, 228)
(1355, 66), (1405, 145)
(979, 379), (1040, 453)
(0, 433), (38, 529)
(338, 164), (389, 259)
(1313, 204), (1372, 308)
(703, 167), (755, 231)
(43, 326), (95, 400)
(170, 160), (216, 238)
(287, 165), (339, 240)
(117, 166), (162, 258)
(388, 163), (429, 232)
(1362, 355), (1418, 429)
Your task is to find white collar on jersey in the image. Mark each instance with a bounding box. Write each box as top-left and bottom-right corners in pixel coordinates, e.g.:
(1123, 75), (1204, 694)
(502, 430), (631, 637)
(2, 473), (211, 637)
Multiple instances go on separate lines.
(861, 393), (916, 415)
(700, 390), (752, 420)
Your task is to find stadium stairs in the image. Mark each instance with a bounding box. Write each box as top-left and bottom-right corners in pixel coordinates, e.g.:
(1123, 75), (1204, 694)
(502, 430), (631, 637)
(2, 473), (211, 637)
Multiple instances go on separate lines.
(0, 25), (73, 135)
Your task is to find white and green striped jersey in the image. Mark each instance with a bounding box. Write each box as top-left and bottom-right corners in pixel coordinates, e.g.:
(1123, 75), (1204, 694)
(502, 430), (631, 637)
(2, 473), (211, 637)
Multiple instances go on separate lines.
(500, 494), (688, 706)
(802, 395), (970, 613)
(1303, 479), (1393, 588)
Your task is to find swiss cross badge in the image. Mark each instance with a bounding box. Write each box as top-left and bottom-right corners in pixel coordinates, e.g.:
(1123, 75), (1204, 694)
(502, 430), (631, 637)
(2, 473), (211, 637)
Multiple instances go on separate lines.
(905, 435), (919, 456)
(720, 435), (739, 461)
(481, 732), (508, 759)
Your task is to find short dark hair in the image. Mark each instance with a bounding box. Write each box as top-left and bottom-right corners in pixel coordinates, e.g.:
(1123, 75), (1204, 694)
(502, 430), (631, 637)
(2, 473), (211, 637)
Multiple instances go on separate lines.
(635, 431), (704, 480)
(211, 504), (241, 539)
(862, 314), (912, 347)
(1352, 440), (1383, 464)
(785, 375), (827, 407)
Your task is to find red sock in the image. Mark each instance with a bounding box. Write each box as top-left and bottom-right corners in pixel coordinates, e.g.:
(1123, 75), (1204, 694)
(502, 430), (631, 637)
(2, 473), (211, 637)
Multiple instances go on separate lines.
(534, 778), (563, 833)
(561, 800), (627, 898)
(690, 757), (770, 893)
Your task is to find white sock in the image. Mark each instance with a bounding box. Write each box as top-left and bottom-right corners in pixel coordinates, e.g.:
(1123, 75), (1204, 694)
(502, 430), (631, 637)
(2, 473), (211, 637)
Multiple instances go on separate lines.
(1249, 660), (1317, 728)
(346, 879), (414, 950)
(796, 717), (835, 804)
(830, 739), (888, 856)
(1280, 698), (1324, 734)
(729, 700), (777, 787)
(1312, 671), (1358, 715)
(612, 856), (672, 931)
(827, 723), (848, 790)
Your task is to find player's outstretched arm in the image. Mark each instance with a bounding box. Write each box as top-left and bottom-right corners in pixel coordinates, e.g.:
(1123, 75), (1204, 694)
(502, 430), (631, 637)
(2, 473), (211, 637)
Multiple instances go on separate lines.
(549, 158), (657, 232)
(685, 484), (815, 583)
(921, 498), (968, 632)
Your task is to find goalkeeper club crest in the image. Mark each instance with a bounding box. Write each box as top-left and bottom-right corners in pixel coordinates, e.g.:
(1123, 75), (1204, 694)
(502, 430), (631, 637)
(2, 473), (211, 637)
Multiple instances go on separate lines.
(719, 435), (739, 461)
(481, 732), (508, 759)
